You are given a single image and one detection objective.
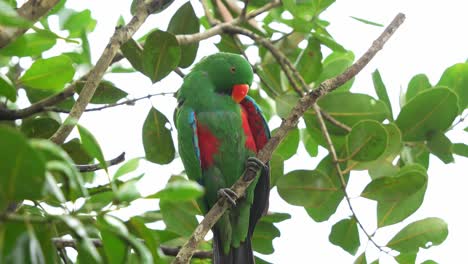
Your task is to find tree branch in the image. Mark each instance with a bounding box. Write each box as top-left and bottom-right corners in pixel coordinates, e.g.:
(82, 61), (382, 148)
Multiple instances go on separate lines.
(76, 152), (126, 172)
(173, 12), (405, 264)
(0, 0), (60, 48)
(49, 0), (163, 145)
(51, 238), (212, 259)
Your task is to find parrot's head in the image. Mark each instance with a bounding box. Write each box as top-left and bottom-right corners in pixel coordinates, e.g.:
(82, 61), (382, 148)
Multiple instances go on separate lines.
(197, 52), (254, 103)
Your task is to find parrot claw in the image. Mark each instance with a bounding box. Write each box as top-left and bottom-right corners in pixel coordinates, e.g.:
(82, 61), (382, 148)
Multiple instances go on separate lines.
(218, 188), (238, 206)
(246, 157), (267, 171)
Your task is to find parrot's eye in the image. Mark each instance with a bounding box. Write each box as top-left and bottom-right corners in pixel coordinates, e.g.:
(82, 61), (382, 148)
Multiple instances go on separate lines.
(230, 67), (236, 73)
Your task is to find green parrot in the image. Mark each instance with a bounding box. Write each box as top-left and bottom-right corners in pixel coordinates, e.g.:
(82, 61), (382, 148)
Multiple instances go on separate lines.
(175, 52), (270, 264)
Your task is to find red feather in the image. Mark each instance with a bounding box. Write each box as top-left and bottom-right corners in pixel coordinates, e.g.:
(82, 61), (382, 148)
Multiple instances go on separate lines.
(196, 121), (220, 169)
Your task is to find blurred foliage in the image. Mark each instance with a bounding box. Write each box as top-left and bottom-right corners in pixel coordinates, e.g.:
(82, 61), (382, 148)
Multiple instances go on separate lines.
(0, 0), (465, 263)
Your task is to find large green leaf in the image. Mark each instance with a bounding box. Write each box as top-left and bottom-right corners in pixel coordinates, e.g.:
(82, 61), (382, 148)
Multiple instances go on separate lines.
(127, 217), (162, 262)
(386, 217), (448, 253)
(142, 30), (181, 82)
(426, 131), (454, 163)
(296, 37), (322, 83)
(405, 74), (431, 104)
(361, 167), (426, 202)
(98, 216), (128, 264)
(142, 107), (175, 164)
(301, 128), (318, 157)
(121, 38), (144, 72)
(114, 157), (141, 179)
(269, 153), (284, 188)
(346, 120), (388, 162)
(372, 69), (393, 120)
(304, 92), (390, 135)
(167, 2), (199, 68)
(149, 179), (204, 201)
(19, 55), (75, 91)
(160, 199), (200, 237)
(0, 74), (16, 102)
(0, 33), (56, 57)
(0, 127), (46, 210)
(329, 218), (360, 255)
(20, 116), (60, 139)
(78, 125), (107, 172)
(61, 9), (96, 37)
(273, 126), (299, 160)
(275, 93), (299, 118)
(252, 220), (281, 254)
(437, 63), (468, 111)
(316, 51), (354, 91)
(277, 169), (338, 208)
(396, 87), (458, 141)
(76, 80), (127, 104)
(62, 138), (93, 164)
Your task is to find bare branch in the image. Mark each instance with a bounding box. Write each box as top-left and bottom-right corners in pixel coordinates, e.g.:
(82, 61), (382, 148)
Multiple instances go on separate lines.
(0, 0), (60, 48)
(76, 152), (126, 172)
(174, 12), (406, 264)
(49, 1), (163, 145)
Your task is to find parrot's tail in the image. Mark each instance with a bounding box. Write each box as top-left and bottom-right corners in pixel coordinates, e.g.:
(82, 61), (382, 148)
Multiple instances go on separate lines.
(212, 230), (255, 264)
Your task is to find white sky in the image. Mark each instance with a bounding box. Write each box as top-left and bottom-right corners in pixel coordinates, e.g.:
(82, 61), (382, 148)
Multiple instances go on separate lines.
(57, 0), (468, 263)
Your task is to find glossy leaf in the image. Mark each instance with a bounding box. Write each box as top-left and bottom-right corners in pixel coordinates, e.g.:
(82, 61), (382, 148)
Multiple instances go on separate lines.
(269, 153), (284, 188)
(305, 92), (390, 135)
(372, 70), (393, 120)
(387, 217), (448, 253)
(121, 38), (144, 72)
(114, 157), (141, 179)
(78, 125), (107, 172)
(426, 131), (454, 163)
(142, 30), (181, 82)
(20, 117), (60, 139)
(0, 33), (56, 57)
(0, 127), (46, 210)
(316, 51), (354, 91)
(296, 37), (322, 83)
(149, 180), (204, 201)
(273, 126), (300, 160)
(346, 120), (388, 162)
(361, 168), (426, 202)
(406, 74), (431, 104)
(437, 63), (468, 111)
(396, 87), (458, 141)
(160, 199), (199, 237)
(260, 212), (291, 223)
(453, 143), (468, 157)
(127, 217), (161, 262)
(142, 107), (175, 164)
(62, 9), (96, 37)
(116, 178), (141, 203)
(301, 128), (318, 157)
(355, 253), (367, 264)
(76, 80), (127, 104)
(62, 138), (93, 164)
(98, 216), (128, 264)
(0, 74), (16, 102)
(277, 169), (338, 208)
(20, 55), (75, 91)
(395, 253), (417, 264)
(275, 93), (299, 118)
(329, 218), (360, 255)
(252, 220), (281, 254)
(167, 2), (199, 68)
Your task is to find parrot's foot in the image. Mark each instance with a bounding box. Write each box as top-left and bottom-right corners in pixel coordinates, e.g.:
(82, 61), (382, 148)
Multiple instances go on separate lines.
(218, 188), (238, 206)
(244, 157), (267, 180)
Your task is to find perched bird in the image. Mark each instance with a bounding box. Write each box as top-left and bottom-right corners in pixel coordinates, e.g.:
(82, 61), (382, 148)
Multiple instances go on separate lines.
(175, 53), (270, 264)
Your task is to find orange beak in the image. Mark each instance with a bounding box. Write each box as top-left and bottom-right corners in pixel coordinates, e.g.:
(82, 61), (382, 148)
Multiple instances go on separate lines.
(231, 84), (249, 103)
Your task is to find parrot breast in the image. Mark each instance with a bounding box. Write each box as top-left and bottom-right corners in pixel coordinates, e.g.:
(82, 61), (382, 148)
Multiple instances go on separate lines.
(196, 122), (220, 169)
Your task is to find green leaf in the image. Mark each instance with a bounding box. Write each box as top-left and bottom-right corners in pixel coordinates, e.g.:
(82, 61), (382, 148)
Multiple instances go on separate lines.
(273, 126), (299, 160)
(269, 153), (284, 188)
(114, 157), (141, 179)
(275, 93), (299, 118)
(316, 51), (354, 91)
(0, 1), (31, 27)
(160, 199), (199, 237)
(395, 252), (417, 264)
(142, 30), (181, 82)
(121, 38), (144, 72)
(252, 220), (281, 254)
(350, 16), (383, 27)
(76, 80), (127, 104)
(396, 87), (458, 141)
(453, 143), (468, 157)
(277, 169), (338, 208)
(0, 33), (56, 57)
(142, 107), (175, 164)
(167, 2), (199, 68)
(20, 116), (60, 139)
(346, 120), (388, 162)
(0, 126), (46, 210)
(355, 253), (367, 264)
(329, 218), (360, 255)
(387, 217), (448, 253)
(283, 0), (335, 18)
(116, 178), (142, 203)
(260, 212), (291, 223)
(301, 128), (318, 157)
(20, 55), (75, 91)
(426, 131), (454, 163)
(78, 125), (107, 172)
(362, 167), (426, 202)
(98, 216), (128, 264)
(215, 34), (243, 54)
(149, 180), (204, 201)
(127, 217), (161, 262)
(400, 144), (430, 169)
(305, 92), (390, 135)
(437, 63), (468, 111)
(62, 9), (96, 37)
(0, 74), (16, 102)
(62, 138), (93, 164)
(296, 37), (322, 83)
(406, 74), (431, 104)
(372, 70), (393, 120)
(305, 155), (347, 222)
(377, 164), (428, 227)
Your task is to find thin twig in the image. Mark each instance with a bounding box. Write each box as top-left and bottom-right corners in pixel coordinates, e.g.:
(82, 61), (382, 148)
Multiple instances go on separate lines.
(449, 111), (468, 130)
(49, 1), (163, 145)
(76, 152), (126, 172)
(173, 13), (405, 264)
(319, 107), (352, 132)
(52, 238), (212, 259)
